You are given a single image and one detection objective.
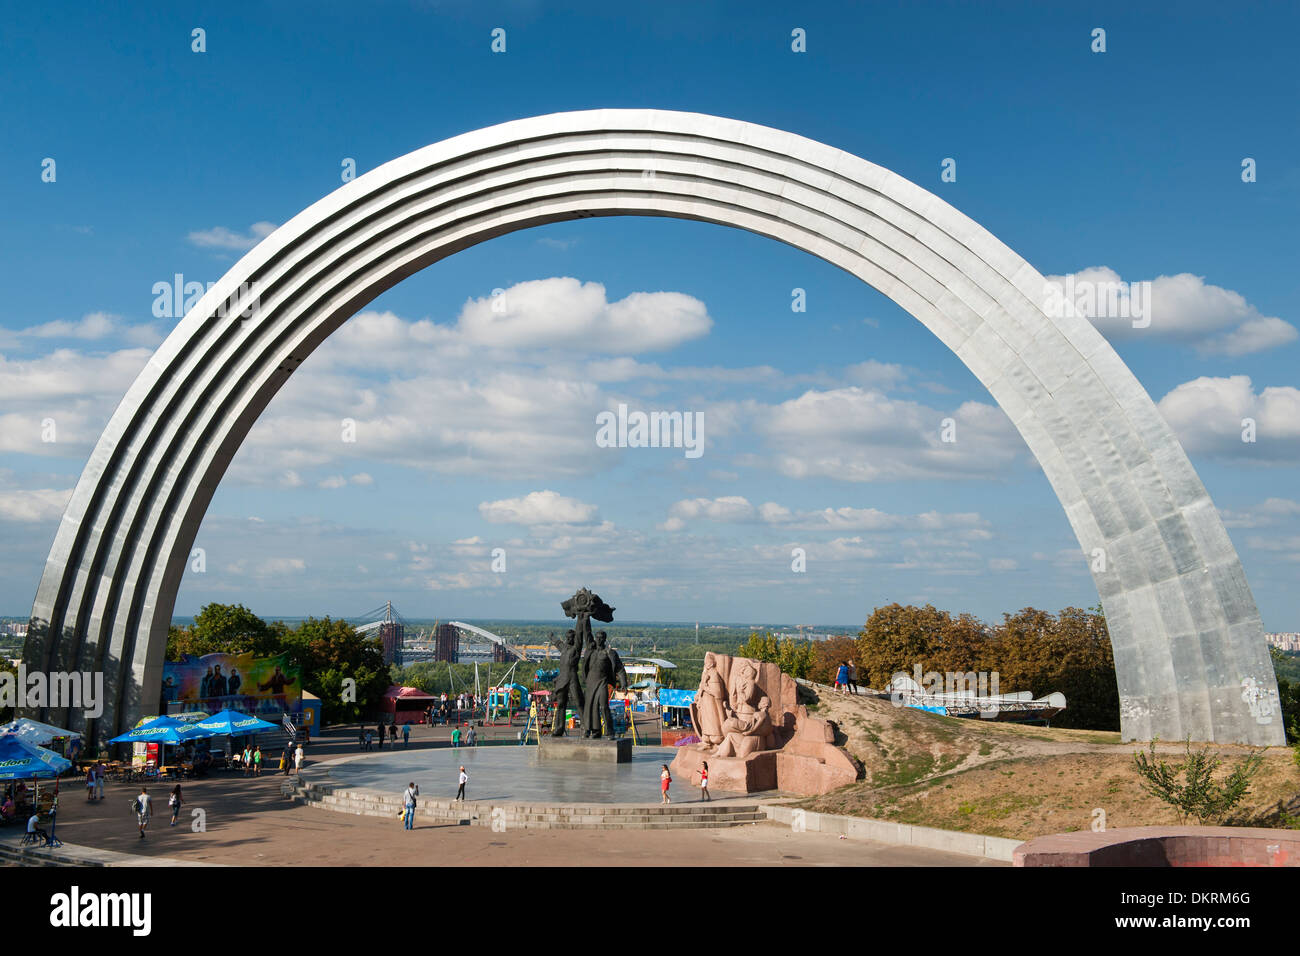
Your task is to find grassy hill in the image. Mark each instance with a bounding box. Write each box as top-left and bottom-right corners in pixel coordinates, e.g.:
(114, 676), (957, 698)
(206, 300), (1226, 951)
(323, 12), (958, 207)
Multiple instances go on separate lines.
(796, 683), (1300, 840)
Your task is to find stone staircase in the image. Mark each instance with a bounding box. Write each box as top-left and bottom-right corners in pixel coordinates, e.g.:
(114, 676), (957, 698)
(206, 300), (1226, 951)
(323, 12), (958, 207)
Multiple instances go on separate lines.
(291, 777), (766, 830)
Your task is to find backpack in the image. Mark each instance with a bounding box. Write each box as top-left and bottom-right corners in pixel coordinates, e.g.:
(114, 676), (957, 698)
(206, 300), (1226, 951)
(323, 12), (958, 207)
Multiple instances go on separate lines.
(130, 797), (141, 815)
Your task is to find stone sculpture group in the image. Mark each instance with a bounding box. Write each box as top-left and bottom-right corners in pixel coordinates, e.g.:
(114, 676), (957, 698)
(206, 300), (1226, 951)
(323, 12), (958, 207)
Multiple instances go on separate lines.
(672, 651), (860, 795)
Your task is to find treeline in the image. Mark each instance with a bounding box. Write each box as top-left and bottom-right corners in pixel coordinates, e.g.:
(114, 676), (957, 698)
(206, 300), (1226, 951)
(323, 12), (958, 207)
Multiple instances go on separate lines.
(1270, 648), (1300, 743)
(166, 603), (388, 725)
(736, 603), (1120, 731)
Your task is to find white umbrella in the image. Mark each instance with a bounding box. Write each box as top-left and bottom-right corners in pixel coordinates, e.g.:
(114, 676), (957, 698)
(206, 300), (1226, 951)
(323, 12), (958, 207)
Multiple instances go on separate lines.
(0, 718), (81, 746)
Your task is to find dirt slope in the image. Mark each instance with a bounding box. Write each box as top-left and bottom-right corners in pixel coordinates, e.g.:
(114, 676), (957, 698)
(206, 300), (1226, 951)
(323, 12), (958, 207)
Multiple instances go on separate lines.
(797, 683), (1300, 840)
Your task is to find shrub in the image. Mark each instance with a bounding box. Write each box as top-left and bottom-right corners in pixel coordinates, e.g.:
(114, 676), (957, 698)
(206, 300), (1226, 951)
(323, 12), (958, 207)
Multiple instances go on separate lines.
(1132, 738), (1264, 825)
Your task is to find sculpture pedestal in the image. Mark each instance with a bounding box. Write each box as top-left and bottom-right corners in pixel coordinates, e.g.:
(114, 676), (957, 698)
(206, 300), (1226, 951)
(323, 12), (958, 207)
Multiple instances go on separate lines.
(670, 747), (777, 793)
(539, 735), (632, 763)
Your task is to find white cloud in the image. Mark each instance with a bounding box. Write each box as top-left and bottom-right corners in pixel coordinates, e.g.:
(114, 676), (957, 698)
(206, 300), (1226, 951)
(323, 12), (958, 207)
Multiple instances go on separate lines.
(752, 387), (1023, 481)
(844, 359), (907, 390)
(187, 221), (278, 251)
(478, 490), (599, 526)
(0, 488), (72, 522)
(21, 312), (117, 340)
(455, 278), (711, 353)
(660, 495), (755, 530)
(1157, 375), (1300, 460)
(660, 496), (990, 536)
(1044, 266), (1296, 355)
(1199, 317), (1298, 357)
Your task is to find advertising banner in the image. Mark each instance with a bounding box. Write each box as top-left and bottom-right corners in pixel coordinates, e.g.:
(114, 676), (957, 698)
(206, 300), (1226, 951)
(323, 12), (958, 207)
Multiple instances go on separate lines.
(162, 651), (301, 716)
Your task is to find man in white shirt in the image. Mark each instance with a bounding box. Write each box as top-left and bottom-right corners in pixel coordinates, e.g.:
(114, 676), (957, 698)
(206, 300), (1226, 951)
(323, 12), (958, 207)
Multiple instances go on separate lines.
(136, 787), (152, 839)
(402, 782), (419, 829)
(27, 812), (49, 843)
(456, 766), (467, 801)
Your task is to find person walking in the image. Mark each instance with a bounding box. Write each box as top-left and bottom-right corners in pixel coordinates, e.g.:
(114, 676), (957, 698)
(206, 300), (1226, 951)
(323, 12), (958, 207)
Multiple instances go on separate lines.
(698, 761), (710, 802)
(847, 661), (860, 695)
(364, 728), (373, 752)
(135, 786), (152, 839)
(282, 742), (294, 776)
(253, 745), (263, 776)
(402, 781), (419, 829)
(402, 723), (410, 748)
(451, 726), (461, 748)
(390, 724), (398, 746)
(95, 761), (106, 800)
(293, 743), (305, 776)
(376, 722), (384, 750)
(358, 726), (366, 751)
(466, 725), (476, 747)
(242, 744), (253, 776)
(660, 764), (672, 804)
(834, 661), (849, 695)
(85, 767), (97, 801)
(455, 766), (467, 801)
(168, 784), (183, 826)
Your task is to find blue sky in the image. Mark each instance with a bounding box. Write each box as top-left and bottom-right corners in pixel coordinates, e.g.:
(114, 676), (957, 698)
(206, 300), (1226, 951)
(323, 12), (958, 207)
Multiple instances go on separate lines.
(1, 0), (1297, 628)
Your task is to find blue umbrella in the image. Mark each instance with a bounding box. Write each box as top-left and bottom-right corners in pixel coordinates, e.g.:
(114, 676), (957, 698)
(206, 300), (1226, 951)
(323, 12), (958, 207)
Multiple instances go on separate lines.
(0, 733), (72, 779)
(192, 709), (278, 736)
(107, 715), (209, 744)
(0, 734), (73, 847)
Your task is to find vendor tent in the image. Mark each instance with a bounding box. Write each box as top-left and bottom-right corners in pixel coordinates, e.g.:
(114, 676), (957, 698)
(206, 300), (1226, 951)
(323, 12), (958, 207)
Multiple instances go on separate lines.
(380, 685), (438, 725)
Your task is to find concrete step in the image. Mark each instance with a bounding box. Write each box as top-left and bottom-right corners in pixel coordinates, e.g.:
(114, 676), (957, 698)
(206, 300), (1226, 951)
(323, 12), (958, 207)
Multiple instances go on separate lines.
(293, 782), (765, 829)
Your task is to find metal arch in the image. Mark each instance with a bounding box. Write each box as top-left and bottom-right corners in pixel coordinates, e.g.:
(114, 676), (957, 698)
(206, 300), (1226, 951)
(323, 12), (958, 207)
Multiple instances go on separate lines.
(22, 109), (1283, 745)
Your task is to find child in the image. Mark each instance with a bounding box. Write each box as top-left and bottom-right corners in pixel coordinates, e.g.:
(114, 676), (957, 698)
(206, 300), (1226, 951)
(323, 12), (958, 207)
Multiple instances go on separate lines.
(698, 761), (710, 802)
(660, 764), (672, 804)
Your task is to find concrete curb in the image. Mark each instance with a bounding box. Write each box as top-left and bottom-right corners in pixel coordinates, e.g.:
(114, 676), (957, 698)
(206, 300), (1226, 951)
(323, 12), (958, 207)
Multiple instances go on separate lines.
(759, 805), (1020, 862)
(0, 836), (220, 867)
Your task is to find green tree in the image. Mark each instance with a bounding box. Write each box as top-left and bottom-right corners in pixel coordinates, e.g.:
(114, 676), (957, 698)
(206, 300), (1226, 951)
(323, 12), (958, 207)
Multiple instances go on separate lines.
(1269, 646), (1300, 744)
(737, 632), (779, 663)
(280, 616), (387, 725)
(166, 603), (279, 660)
(775, 637), (814, 679)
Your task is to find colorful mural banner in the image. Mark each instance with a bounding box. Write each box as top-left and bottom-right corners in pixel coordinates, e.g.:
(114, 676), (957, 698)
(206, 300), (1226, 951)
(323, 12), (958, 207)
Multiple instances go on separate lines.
(162, 651), (301, 716)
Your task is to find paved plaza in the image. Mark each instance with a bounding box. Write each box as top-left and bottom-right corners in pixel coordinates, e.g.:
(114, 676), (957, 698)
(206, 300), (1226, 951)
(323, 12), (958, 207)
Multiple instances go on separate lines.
(3, 726), (1002, 867)
(325, 742), (751, 804)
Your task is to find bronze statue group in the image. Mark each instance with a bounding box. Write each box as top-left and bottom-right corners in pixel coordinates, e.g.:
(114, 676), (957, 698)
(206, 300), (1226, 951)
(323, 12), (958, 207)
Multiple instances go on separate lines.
(552, 588), (628, 738)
